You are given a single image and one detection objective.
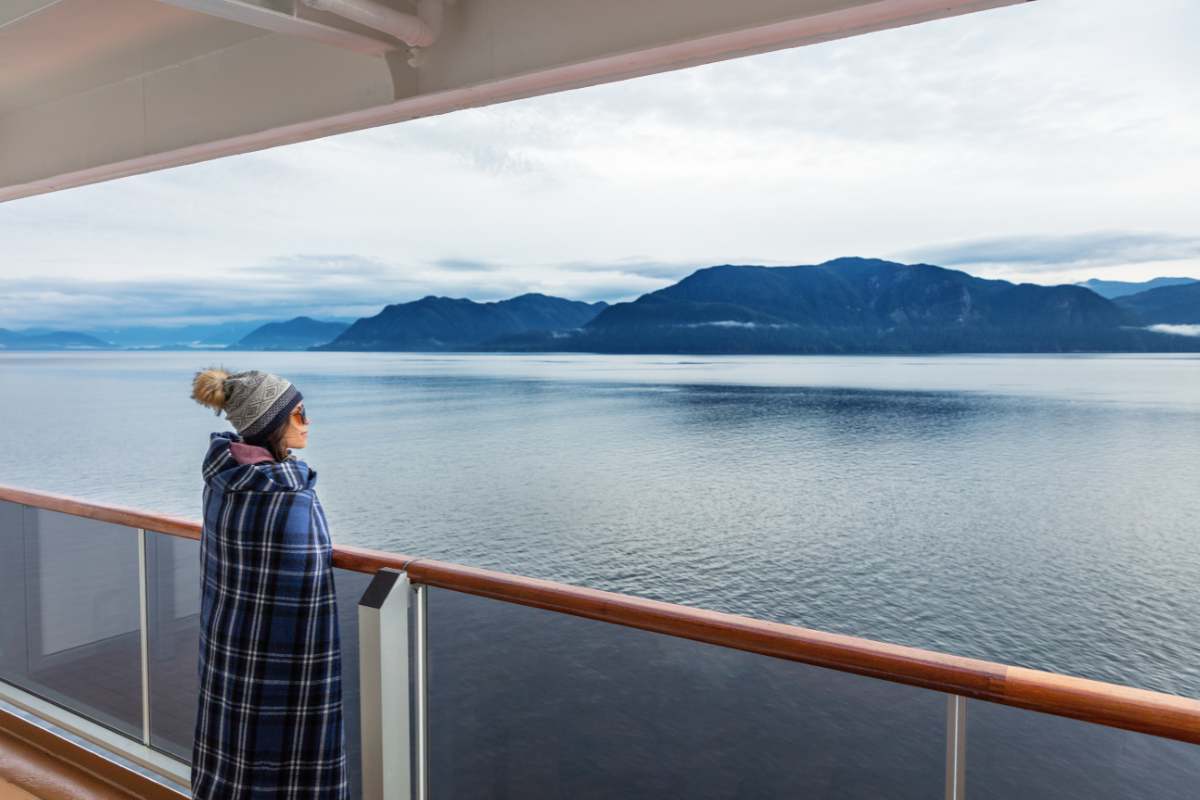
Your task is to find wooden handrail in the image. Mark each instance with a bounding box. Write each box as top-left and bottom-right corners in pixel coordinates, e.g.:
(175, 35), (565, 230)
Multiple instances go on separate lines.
(3, 483), (1199, 745)
(0, 486), (200, 540)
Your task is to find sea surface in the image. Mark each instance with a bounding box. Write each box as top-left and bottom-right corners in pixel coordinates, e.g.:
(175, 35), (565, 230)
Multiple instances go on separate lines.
(2, 351), (1199, 796)
(2, 351), (1198, 694)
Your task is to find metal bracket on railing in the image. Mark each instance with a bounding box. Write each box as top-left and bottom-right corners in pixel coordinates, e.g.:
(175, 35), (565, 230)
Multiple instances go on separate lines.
(945, 695), (967, 800)
(359, 568), (425, 800)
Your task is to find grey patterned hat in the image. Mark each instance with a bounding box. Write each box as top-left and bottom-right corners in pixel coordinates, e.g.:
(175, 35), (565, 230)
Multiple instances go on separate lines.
(221, 370), (303, 439)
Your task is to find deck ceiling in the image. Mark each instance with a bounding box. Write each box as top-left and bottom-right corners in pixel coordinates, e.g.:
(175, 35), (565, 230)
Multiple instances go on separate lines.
(0, 0), (1027, 202)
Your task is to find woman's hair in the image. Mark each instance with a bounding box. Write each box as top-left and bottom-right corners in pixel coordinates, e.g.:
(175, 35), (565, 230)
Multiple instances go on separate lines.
(244, 422), (292, 463)
(192, 366), (292, 462)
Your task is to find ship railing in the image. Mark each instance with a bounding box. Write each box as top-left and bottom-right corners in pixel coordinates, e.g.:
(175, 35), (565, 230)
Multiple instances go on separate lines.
(1, 484), (1198, 799)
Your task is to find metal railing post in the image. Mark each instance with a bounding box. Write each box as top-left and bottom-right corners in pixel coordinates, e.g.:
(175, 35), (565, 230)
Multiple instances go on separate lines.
(135, 528), (151, 746)
(413, 583), (429, 800)
(945, 695), (967, 800)
(359, 568), (413, 800)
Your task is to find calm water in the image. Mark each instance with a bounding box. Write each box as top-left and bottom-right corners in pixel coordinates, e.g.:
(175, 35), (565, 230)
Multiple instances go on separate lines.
(1, 351), (1198, 701)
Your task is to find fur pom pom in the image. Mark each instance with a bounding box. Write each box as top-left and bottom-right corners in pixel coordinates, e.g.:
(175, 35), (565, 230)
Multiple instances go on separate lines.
(192, 367), (231, 416)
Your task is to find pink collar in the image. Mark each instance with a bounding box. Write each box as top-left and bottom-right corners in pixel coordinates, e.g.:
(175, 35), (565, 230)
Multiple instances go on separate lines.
(229, 441), (276, 465)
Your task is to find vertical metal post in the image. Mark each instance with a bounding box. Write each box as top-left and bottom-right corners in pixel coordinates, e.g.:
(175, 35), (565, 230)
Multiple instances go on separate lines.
(413, 584), (429, 800)
(136, 528), (151, 746)
(359, 568), (413, 800)
(945, 695), (967, 800)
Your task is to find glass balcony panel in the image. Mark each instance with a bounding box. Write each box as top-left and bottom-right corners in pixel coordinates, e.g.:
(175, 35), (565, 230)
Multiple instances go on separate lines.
(145, 530), (200, 758)
(966, 697), (1200, 798)
(0, 503), (142, 738)
(426, 586), (946, 799)
(0, 501), (29, 683)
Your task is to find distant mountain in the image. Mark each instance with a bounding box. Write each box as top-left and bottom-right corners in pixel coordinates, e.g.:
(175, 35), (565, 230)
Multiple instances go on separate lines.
(1077, 277), (1197, 299)
(8, 327), (58, 337)
(489, 258), (1199, 354)
(314, 293), (608, 351)
(233, 317), (349, 350)
(1115, 282), (1200, 324)
(0, 329), (112, 350)
(78, 320), (272, 349)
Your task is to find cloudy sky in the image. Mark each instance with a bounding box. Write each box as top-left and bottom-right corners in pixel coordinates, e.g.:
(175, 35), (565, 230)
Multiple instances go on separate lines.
(2, 0), (1198, 329)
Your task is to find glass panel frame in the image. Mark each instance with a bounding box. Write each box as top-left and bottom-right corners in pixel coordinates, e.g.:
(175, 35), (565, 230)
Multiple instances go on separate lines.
(1, 503), (144, 739)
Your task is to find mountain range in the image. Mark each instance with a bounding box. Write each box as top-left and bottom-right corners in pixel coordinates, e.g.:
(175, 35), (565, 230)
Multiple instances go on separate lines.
(0, 329), (111, 350)
(232, 317), (350, 350)
(1076, 277), (1196, 299)
(75, 320), (278, 349)
(490, 259), (1200, 353)
(3, 260), (1198, 353)
(313, 293), (608, 351)
(1113, 281), (1200, 326)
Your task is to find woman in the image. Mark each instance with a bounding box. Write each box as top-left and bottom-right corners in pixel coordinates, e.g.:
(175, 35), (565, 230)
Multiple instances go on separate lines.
(189, 367), (349, 799)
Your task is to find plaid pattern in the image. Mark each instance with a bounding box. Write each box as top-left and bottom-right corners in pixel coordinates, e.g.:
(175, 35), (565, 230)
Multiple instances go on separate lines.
(193, 431), (349, 799)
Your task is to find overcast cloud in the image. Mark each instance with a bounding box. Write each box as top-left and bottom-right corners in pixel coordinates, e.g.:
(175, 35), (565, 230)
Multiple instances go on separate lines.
(904, 232), (1200, 273)
(1, 0), (1197, 329)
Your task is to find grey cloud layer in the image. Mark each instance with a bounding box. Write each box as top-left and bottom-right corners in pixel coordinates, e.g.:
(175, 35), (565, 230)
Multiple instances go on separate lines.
(0, 255), (672, 329)
(904, 231), (1200, 272)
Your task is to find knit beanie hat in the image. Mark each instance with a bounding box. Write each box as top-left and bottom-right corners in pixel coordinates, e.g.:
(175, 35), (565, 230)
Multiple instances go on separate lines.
(191, 367), (303, 439)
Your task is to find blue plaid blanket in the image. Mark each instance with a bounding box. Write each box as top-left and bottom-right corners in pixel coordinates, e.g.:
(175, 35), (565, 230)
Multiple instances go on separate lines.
(192, 431), (349, 799)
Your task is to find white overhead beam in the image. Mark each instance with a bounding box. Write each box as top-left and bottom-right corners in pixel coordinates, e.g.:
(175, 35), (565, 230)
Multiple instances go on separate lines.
(0, 0), (1031, 203)
(0, 0), (63, 29)
(155, 0), (398, 55)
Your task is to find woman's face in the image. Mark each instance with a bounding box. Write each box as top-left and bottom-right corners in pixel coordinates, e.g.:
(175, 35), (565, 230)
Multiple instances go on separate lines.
(284, 403), (310, 450)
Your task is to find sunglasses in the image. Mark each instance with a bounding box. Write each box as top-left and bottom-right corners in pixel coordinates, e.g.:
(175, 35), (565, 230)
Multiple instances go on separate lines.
(292, 404), (308, 424)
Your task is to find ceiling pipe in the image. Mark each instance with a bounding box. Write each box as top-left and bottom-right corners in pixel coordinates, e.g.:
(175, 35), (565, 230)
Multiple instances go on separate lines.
(301, 0), (443, 49)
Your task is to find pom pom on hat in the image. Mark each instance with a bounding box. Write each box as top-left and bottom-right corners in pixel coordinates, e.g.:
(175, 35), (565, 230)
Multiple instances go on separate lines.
(192, 367), (230, 417)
